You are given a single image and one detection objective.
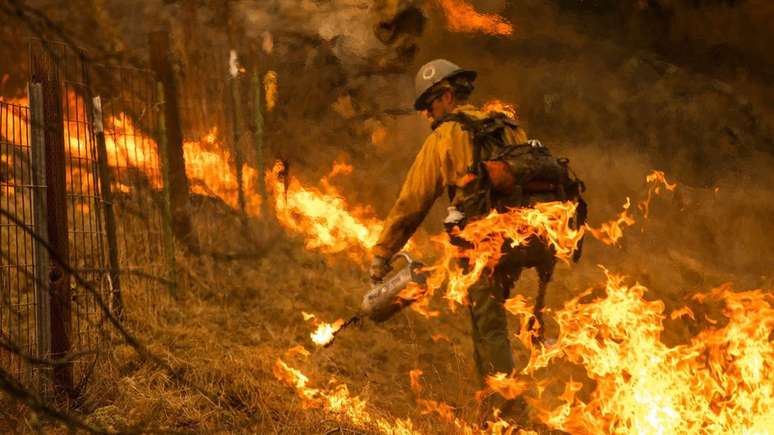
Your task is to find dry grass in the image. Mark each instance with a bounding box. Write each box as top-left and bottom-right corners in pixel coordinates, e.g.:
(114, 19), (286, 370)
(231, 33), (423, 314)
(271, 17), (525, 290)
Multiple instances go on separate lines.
(39, 198), (478, 434)
(0, 148), (769, 435)
(2, 4), (772, 429)
(41, 149), (766, 433)
(0, 123), (764, 434)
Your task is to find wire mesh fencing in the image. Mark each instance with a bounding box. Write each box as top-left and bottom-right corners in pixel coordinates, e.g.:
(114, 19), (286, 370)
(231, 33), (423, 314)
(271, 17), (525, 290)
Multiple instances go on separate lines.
(93, 65), (175, 320)
(29, 39), (110, 396)
(0, 100), (39, 387)
(0, 40), (176, 398)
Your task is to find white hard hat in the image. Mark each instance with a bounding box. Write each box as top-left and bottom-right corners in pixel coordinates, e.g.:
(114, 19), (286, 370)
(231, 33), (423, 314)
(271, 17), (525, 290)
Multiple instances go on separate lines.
(414, 59), (477, 110)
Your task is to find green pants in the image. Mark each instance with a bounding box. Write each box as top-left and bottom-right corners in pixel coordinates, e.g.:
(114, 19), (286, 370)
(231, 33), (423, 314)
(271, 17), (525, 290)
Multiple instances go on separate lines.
(468, 263), (520, 382)
(461, 235), (556, 424)
(465, 238), (555, 383)
(467, 258), (531, 422)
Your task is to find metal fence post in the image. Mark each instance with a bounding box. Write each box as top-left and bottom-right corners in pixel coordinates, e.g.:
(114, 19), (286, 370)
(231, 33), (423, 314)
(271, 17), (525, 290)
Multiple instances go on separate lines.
(156, 82), (178, 299)
(92, 96), (123, 319)
(29, 82), (51, 397)
(30, 50), (74, 401)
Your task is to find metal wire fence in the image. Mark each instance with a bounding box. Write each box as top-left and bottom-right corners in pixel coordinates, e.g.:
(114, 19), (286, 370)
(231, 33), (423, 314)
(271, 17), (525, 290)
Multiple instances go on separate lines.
(94, 65), (172, 319)
(0, 40), (174, 397)
(29, 39), (109, 394)
(0, 100), (38, 387)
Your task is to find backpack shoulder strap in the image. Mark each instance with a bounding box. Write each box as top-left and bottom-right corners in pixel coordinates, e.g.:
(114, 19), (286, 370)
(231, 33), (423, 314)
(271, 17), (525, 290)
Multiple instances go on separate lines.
(430, 112), (475, 131)
(431, 112), (484, 176)
(431, 112), (521, 177)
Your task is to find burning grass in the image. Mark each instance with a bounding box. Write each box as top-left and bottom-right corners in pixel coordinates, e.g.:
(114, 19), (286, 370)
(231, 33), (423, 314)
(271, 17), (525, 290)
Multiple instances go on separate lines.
(1, 166), (768, 434)
(1, 125), (770, 434)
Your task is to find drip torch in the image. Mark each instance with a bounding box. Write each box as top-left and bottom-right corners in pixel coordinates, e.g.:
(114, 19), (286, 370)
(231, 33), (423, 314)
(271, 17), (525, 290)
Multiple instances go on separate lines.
(323, 252), (429, 347)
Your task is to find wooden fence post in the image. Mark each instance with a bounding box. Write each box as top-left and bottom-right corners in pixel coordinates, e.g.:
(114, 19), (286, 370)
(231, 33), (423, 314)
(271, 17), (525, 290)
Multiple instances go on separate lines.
(30, 51), (74, 402)
(148, 28), (199, 253)
(157, 82), (179, 299)
(92, 96), (123, 318)
(29, 82), (51, 397)
(229, 50), (248, 222)
(252, 70), (267, 218)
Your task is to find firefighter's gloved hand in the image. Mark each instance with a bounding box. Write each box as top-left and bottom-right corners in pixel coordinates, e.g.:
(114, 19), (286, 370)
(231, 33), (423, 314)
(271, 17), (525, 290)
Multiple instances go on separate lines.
(369, 256), (392, 284)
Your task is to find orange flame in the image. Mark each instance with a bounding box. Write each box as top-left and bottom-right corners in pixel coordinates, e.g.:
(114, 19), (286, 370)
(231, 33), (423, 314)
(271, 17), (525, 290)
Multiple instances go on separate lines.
(273, 358), (418, 433)
(103, 112), (163, 189)
(640, 169), (676, 218)
(586, 197), (635, 245)
(0, 154), (14, 196)
(183, 128), (262, 217)
(264, 71), (278, 112)
(284, 345), (311, 359)
(485, 372), (529, 401)
(504, 294), (539, 348)
(416, 399), (458, 423)
(645, 170), (677, 192)
(266, 160), (383, 259)
(2, 93), (267, 217)
(100, 115), (264, 216)
(588, 171), (677, 244)
(523, 269), (774, 434)
(482, 99), (519, 120)
(437, 0), (514, 36)
(273, 359), (320, 407)
(398, 281), (440, 318)
(430, 333), (451, 343)
(0, 96), (29, 146)
(670, 306), (695, 321)
(415, 398), (515, 433)
(309, 318), (345, 347)
(425, 201), (583, 309)
(409, 369), (423, 394)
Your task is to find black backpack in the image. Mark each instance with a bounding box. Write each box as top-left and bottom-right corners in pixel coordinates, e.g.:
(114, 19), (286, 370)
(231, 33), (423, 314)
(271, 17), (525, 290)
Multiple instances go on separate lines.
(433, 112), (587, 262)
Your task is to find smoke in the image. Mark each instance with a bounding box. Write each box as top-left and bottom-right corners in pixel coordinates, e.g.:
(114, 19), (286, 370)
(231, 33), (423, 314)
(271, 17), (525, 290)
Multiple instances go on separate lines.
(237, 0), (402, 68)
(372, 0), (774, 300)
(1, 0), (771, 288)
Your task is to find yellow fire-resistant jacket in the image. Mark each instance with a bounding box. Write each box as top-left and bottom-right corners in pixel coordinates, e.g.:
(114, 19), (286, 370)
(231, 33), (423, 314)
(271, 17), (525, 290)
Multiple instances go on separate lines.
(373, 104), (528, 259)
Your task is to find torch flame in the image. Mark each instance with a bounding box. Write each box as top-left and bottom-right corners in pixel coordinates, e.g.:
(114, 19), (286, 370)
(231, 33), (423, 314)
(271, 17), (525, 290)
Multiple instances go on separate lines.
(309, 318), (345, 347)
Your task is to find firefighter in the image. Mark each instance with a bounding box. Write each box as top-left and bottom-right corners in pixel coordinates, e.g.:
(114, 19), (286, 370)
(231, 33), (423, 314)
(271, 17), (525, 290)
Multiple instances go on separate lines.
(369, 59), (548, 422)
